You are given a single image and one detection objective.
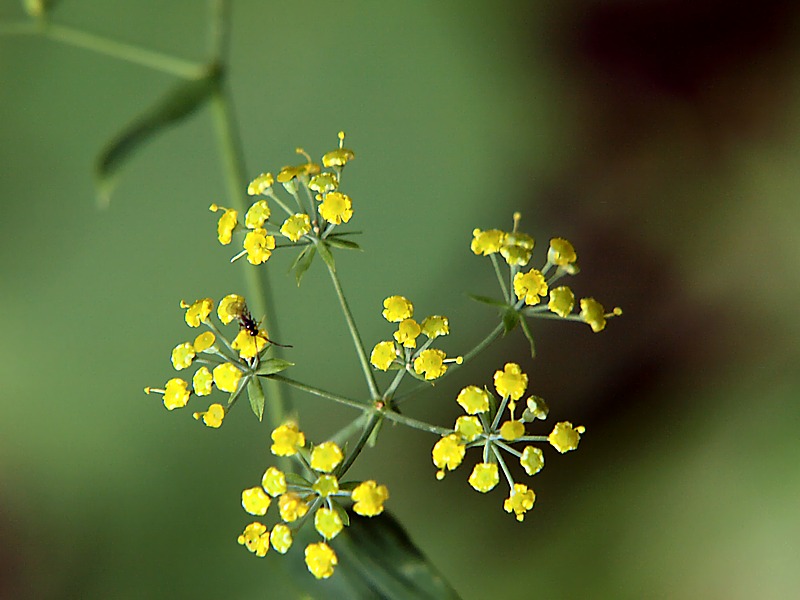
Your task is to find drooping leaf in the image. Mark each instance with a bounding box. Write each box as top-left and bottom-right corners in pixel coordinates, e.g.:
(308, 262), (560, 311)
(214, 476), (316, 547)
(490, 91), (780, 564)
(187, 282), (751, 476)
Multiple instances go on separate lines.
(287, 509), (461, 599)
(246, 376), (265, 421)
(518, 316), (536, 358)
(255, 358), (294, 376)
(502, 308), (520, 334)
(294, 245), (316, 286)
(317, 240), (336, 271)
(94, 65), (221, 205)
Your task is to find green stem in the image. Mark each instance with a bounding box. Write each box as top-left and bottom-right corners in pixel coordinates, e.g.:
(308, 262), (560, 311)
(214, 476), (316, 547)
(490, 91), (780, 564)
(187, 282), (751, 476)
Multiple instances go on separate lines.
(266, 375), (367, 411)
(336, 412), (381, 476)
(490, 253), (510, 301)
(37, 22), (204, 78)
(210, 79), (290, 426)
(380, 410), (451, 436)
(324, 263), (381, 400)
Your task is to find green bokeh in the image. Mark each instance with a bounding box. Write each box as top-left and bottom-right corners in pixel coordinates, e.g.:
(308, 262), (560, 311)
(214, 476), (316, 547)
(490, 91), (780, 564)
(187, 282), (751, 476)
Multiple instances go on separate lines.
(2, 1), (799, 598)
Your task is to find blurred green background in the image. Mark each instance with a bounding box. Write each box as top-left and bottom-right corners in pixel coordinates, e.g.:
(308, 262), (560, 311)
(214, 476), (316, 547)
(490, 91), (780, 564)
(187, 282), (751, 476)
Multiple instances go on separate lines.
(2, 0), (800, 598)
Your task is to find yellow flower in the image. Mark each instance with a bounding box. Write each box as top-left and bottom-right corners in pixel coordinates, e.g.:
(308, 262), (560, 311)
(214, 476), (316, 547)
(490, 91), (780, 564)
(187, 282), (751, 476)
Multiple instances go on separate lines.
(209, 204), (237, 245)
(310, 441), (344, 473)
(500, 232), (535, 266)
(432, 434), (466, 480)
(181, 298), (213, 327)
(312, 474), (340, 497)
(351, 480), (389, 517)
(499, 420), (525, 441)
(243, 228), (276, 265)
(393, 318), (421, 348)
(548, 286), (575, 318)
(271, 422), (305, 456)
(308, 172), (338, 193)
(217, 294), (246, 324)
(192, 331), (216, 353)
(513, 268), (548, 305)
(171, 342), (195, 370)
(193, 403), (225, 428)
(318, 191), (353, 225)
(370, 341), (397, 371)
(305, 542), (337, 579)
(470, 228), (506, 256)
(548, 237), (577, 267)
(278, 492), (309, 522)
(322, 131), (355, 167)
(245, 200), (271, 229)
(493, 363), (528, 401)
(261, 466), (287, 497)
(421, 315), (449, 339)
(270, 523), (293, 554)
(314, 507), (344, 540)
(232, 329), (268, 360)
(163, 378), (190, 410)
(247, 172), (274, 195)
(212, 363), (243, 393)
(580, 298), (606, 332)
(280, 213), (311, 242)
(192, 366), (213, 396)
(456, 385), (490, 414)
(413, 349), (447, 380)
(242, 486), (272, 516)
(237, 522), (270, 557)
(504, 483), (535, 522)
(525, 395), (549, 420)
(520, 446), (544, 476)
(382, 295), (413, 322)
(454, 416), (482, 442)
(548, 421), (585, 453)
(468, 462), (499, 493)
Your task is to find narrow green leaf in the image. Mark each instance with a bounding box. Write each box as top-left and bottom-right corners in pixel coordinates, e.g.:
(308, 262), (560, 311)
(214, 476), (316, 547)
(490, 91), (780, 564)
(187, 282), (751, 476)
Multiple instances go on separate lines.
(284, 472), (313, 488)
(332, 500), (351, 528)
(294, 245), (316, 286)
(325, 237), (362, 251)
(317, 240), (336, 271)
(225, 378), (248, 410)
(94, 65), (221, 206)
(502, 308), (519, 334)
(288, 245), (310, 273)
(246, 376), (265, 421)
(255, 358), (294, 376)
(518, 316), (537, 358)
(468, 294), (510, 308)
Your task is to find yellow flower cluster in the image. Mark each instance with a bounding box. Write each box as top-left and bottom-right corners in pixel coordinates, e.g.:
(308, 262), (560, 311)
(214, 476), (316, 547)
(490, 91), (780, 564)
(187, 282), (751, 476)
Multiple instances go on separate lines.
(432, 362), (584, 522)
(237, 422), (389, 579)
(470, 215), (621, 333)
(210, 132), (357, 270)
(145, 294), (286, 426)
(369, 295), (461, 381)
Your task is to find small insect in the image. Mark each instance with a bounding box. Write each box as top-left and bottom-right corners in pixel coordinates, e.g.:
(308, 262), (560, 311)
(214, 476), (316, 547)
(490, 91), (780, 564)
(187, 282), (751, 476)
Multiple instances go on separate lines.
(237, 303), (292, 349)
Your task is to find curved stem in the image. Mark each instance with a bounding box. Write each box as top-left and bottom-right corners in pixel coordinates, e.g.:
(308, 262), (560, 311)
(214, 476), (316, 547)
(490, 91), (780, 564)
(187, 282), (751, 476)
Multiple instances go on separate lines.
(324, 263), (381, 400)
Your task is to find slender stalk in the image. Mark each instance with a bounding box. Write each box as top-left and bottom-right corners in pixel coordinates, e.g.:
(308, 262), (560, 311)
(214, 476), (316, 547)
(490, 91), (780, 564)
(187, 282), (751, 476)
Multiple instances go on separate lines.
(266, 375), (366, 411)
(324, 263), (381, 400)
(337, 412), (380, 476)
(380, 410), (451, 436)
(39, 22), (204, 78)
(490, 253), (509, 301)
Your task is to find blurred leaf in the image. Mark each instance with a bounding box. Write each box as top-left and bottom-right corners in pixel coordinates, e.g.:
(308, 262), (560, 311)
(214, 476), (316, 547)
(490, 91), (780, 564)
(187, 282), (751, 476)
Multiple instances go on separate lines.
(317, 240), (336, 271)
(519, 316), (536, 358)
(284, 472), (313, 487)
(23, 0), (59, 17)
(294, 245), (316, 286)
(325, 237), (362, 251)
(502, 308), (519, 334)
(288, 510), (461, 599)
(95, 65), (221, 206)
(255, 358), (294, 376)
(468, 294), (509, 308)
(246, 376), (265, 421)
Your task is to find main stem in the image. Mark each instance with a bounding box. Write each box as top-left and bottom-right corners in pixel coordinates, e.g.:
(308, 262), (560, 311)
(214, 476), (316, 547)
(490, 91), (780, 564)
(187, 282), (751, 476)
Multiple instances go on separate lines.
(324, 262), (381, 400)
